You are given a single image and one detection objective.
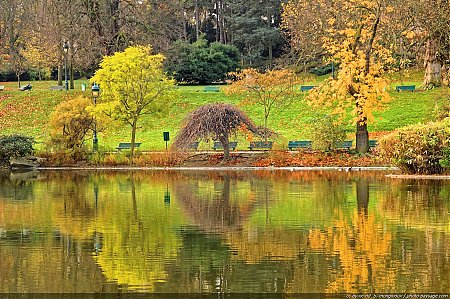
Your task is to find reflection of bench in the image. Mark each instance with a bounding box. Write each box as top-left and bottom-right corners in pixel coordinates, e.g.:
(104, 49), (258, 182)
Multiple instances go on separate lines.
(19, 84), (32, 91)
(300, 85), (315, 92)
(212, 141), (237, 151)
(188, 141), (199, 151)
(203, 86), (220, 92)
(116, 142), (141, 151)
(249, 141), (273, 151)
(369, 139), (378, 148)
(396, 85), (415, 92)
(0, 86), (4, 91)
(50, 86), (64, 91)
(288, 140), (312, 150)
(336, 140), (352, 150)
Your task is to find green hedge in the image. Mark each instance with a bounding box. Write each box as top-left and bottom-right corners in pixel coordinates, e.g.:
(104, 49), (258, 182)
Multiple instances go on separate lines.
(378, 119), (450, 174)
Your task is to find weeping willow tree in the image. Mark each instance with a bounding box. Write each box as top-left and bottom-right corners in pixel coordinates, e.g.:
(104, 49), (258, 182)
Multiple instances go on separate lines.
(173, 103), (266, 160)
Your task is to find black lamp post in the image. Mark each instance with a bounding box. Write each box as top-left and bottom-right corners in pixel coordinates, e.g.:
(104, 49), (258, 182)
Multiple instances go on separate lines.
(92, 83), (100, 151)
(63, 41), (69, 91)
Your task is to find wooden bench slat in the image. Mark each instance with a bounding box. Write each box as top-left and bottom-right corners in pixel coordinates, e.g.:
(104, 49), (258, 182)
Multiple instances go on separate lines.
(212, 141), (237, 151)
(188, 141), (199, 151)
(300, 85), (315, 92)
(336, 140), (352, 150)
(395, 85), (415, 92)
(249, 141), (273, 150)
(116, 142), (142, 150)
(288, 140), (312, 150)
(203, 86), (220, 92)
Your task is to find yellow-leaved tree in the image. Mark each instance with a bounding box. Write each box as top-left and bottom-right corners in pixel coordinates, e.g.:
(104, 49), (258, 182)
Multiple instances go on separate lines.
(225, 68), (298, 141)
(283, 0), (396, 153)
(90, 46), (176, 157)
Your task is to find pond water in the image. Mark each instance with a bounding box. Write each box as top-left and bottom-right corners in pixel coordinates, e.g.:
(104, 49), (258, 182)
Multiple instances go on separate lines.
(0, 169), (449, 295)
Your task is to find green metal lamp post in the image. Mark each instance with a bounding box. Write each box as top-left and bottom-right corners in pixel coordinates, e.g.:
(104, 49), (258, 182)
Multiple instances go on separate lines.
(63, 41), (69, 91)
(92, 83), (100, 151)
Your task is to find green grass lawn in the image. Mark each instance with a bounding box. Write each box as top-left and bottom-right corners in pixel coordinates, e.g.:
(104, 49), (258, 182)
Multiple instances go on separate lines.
(0, 71), (447, 151)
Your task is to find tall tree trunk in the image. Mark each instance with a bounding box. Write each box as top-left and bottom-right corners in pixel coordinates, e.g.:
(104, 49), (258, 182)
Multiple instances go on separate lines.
(423, 38), (442, 89)
(16, 72), (21, 88)
(130, 118), (137, 159)
(218, 0), (226, 44)
(215, 0), (220, 42)
(58, 64), (63, 86)
(356, 122), (369, 153)
(70, 63), (74, 89)
(194, 0), (200, 41)
(219, 134), (230, 160)
(355, 8), (380, 154)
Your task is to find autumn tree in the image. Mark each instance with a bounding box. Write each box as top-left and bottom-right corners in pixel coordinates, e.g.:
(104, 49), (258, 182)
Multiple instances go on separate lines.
(173, 103), (264, 160)
(226, 68), (298, 140)
(48, 96), (96, 155)
(0, 0), (34, 87)
(412, 0), (450, 88)
(283, 0), (395, 153)
(91, 46), (176, 157)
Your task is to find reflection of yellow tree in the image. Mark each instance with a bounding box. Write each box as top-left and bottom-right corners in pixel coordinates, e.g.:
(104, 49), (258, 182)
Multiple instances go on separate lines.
(91, 174), (185, 291)
(309, 211), (397, 293)
(46, 172), (187, 292)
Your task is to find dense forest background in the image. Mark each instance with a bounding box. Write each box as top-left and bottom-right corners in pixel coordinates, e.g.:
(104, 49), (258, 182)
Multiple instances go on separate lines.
(0, 0), (449, 87)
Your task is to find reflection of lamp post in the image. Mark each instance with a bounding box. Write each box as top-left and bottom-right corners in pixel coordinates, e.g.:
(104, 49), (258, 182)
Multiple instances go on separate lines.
(63, 41), (69, 91)
(92, 83), (100, 151)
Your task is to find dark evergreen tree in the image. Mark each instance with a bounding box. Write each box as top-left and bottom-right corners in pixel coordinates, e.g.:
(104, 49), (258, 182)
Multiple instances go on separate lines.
(225, 0), (285, 67)
(164, 36), (240, 84)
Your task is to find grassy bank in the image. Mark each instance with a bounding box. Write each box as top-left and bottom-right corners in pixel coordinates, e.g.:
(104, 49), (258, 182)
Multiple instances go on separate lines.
(0, 71), (447, 152)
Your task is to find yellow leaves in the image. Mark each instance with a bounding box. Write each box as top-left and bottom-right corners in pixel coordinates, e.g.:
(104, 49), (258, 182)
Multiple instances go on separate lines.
(309, 211), (396, 293)
(90, 46), (176, 126)
(226, 68), (299, 121)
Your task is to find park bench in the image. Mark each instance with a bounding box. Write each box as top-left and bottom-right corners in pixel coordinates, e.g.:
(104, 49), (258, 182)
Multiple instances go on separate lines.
(188, 141), (199, 151)
(336, 140), (353, 150)
(0, 86), (4, 91)
(369, 139), (378, 148)
(249, 141), (273, 151)
(50, 86), (64, 91)
(300, 85), (315, 92)
(288, 140), (312, 150)
(19, 84), (32, 91)
(395, 85), (415, 92)
(203, 86), (220, 92)
(116, 142), (142, 151)
(212, 141), (237, 151)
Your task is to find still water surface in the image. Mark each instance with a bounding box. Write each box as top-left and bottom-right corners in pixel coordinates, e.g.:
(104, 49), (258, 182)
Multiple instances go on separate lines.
(0, 169), (448, 294)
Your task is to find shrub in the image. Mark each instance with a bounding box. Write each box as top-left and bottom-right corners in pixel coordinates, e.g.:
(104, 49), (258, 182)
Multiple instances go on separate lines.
(0, 135), (34, 164)
(378, 119), (450, 174)
(305, 114), (348, 151)
(47, 96), (95, 159)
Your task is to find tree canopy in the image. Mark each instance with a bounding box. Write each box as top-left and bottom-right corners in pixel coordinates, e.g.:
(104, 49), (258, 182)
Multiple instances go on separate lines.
(90, 45), (176, 157)
(173, 103), (264, 160)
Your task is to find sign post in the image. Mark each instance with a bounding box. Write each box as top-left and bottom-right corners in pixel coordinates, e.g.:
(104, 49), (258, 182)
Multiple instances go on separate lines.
(163, 132), (170, 150)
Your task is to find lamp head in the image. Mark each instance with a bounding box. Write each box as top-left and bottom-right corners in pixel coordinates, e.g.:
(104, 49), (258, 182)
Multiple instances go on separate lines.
(91, 83), (100, 98)
(63, 41), (69, 53)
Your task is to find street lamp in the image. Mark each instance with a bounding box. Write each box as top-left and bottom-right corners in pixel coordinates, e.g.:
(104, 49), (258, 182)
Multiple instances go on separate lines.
(63, 41), (69, 91)
(92, 83), (100, 151)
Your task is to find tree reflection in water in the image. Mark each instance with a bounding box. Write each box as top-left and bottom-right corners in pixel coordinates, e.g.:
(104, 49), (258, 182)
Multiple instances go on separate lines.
(0, 170), (449, 293)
